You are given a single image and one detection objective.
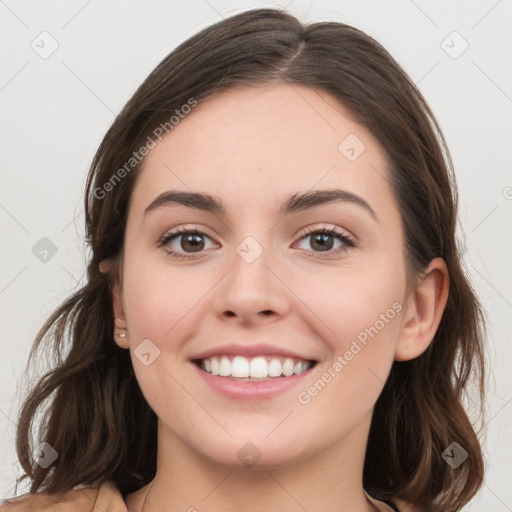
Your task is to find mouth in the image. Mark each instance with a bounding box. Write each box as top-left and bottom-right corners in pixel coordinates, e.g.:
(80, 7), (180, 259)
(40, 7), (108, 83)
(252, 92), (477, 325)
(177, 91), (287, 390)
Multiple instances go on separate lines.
(192, 355), (318, 382)
(188, 343), (320, 399)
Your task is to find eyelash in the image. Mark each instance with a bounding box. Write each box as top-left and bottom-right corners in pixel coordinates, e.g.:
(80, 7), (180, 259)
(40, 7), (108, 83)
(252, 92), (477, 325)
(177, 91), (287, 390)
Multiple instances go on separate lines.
(158, 225), (356, 260)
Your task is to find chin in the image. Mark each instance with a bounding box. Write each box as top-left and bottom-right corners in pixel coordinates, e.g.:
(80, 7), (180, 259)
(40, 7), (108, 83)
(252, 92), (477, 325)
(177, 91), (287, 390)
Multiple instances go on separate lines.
(198, 437), (311, 471)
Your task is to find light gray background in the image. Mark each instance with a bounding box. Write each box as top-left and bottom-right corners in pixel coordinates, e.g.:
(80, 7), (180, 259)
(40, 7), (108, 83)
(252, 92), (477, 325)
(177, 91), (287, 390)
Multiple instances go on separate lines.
(1, 0), (511, 509)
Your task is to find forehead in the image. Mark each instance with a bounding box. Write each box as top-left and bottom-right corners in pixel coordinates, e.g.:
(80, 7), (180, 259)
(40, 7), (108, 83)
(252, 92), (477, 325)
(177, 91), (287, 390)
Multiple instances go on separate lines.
(131, 84), (394, 215)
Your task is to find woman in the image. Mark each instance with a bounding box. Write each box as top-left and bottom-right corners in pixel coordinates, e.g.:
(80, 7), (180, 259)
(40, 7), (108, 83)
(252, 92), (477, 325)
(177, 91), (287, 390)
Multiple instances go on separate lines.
(2, 8), (486, 512)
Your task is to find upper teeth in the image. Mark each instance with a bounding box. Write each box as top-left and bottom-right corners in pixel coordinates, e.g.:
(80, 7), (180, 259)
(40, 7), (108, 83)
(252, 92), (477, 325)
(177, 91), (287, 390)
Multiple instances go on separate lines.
(200, 355), (313, 378)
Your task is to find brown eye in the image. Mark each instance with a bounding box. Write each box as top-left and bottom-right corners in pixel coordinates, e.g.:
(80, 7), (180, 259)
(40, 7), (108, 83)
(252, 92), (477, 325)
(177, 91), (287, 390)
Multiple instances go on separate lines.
(295, 227), (355, 258)
(177, 232), (205, 252)
(159, 228), (217, 258)
(309, 232), (336, 252)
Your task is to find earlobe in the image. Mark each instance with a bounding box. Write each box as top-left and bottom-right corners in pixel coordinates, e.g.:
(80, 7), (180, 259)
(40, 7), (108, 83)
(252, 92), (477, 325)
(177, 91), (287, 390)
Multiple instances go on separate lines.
(99, 258), (114, 274)
(394, 258), (450, 362)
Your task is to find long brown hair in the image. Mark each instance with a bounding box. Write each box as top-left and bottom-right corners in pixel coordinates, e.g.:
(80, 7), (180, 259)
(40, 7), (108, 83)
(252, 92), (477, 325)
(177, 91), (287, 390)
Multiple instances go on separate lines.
(14, 8), (487, 511)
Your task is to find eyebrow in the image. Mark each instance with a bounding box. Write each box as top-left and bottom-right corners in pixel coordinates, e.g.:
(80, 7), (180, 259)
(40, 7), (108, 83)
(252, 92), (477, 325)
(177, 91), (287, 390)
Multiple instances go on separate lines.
(144, 189), (378, 221)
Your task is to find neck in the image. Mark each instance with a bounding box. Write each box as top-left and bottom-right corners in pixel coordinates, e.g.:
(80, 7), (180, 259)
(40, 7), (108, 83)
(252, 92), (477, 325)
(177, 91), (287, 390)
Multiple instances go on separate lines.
(127, 412), (378, 512)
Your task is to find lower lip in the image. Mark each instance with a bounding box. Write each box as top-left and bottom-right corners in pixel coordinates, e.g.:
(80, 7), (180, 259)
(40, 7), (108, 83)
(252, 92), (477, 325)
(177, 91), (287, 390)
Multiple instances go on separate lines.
(192, 362), (316, 400)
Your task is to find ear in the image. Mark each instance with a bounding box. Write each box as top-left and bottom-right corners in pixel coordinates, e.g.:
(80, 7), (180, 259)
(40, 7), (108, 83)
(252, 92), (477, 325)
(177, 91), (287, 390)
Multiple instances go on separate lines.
(112, 278), (129, 350)
(394, 257), (449, 361)
(100, 257), (129, 349)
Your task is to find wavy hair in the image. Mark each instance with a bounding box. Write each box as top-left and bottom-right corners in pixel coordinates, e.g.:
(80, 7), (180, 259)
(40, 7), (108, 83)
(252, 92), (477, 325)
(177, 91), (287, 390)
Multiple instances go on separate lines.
(14, 8), (487, 511)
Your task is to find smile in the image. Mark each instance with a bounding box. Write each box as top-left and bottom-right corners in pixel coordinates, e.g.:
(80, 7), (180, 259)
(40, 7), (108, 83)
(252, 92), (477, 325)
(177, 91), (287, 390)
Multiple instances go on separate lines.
(194, 355), (317, 380)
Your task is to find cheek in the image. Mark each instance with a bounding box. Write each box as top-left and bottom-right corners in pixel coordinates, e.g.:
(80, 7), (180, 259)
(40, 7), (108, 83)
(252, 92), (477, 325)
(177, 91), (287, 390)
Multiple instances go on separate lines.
(122, 251), (217, 340)
(291, 263), (404, 419)
(292, 260), (405, 350)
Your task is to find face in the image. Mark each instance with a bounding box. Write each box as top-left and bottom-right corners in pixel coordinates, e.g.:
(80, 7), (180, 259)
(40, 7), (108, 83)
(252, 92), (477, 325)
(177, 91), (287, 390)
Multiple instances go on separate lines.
(114, 84), (410, 468)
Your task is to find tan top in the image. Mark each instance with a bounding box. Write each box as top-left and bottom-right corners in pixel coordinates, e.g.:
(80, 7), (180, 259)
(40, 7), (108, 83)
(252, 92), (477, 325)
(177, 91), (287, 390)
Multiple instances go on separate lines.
(365, 491), (421, 512)
(364, 490), (399, 512)
(0, 487), (413, 512)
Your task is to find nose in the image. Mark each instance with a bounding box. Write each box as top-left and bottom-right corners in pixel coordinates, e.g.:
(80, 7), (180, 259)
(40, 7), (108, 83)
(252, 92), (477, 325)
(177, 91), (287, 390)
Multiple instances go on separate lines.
(212, 237), (290, 326)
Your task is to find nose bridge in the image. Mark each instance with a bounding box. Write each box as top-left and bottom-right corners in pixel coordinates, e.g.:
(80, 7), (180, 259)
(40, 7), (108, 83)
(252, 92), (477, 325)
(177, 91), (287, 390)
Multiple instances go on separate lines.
(213, 231), (289, 321)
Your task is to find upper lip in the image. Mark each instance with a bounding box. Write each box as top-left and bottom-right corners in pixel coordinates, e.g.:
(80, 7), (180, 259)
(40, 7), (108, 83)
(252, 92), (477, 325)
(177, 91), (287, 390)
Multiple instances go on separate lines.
(189, 343), (317, 362)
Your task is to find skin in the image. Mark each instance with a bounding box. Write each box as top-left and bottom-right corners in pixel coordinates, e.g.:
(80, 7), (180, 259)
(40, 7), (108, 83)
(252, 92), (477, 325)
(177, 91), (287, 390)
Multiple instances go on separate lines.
(5, 84), (447, 512)
(111, 84), (449, 512)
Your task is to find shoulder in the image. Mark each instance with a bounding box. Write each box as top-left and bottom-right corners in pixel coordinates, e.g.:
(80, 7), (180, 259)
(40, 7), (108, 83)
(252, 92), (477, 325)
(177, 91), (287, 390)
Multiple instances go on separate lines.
(394, 497), (424, 512)
(0, 489), (94, 511)
(0, 485), (127, 512)
(364, 490), (423, 512)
